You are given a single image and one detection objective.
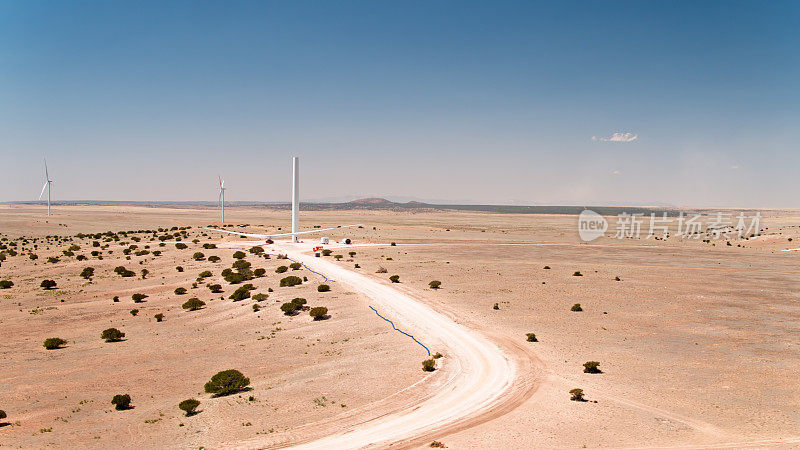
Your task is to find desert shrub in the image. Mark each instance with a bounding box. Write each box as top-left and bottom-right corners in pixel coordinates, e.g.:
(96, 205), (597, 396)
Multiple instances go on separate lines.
(615, 276), (621, 281)
(111, 394), (131, 410)
(174, 287), (187, 295)
(0, 280), (13, 289)
(204, 369), (250, 396)
(317, 284), (330, 292)
(0, 410), (5, 420)
(76, 254), (87, 261)
(309, 306), (328, 320)
(43, 337), (67, 350)
(291, 298), (306, 307)
(348, 251), (356, 257)
(289, 262), (302, 270)
(321, 249), (332, 256)
(334, 254), (343, 261)
(422, 359), (436, 372)
(229, 285), (254, 301)
(583, 361), (602, 374)
(280, 276), (302, 287)
(175, 243), (188, 250)
(390, 242), (396, 246)
(253, 268), (266, 277)
(232, 251), (246, 259)
(101, 328), (125, 342)
(276, 253), (287, 259)
(249, 246), (264, 255)
(176, 266), (184, 272)
(208, 284), (223, 293)
(132, 293), (148, 303)
(493, 303), (499, 310)
(113, 296), (119, 302)
(232, 260), (251, 270)
(154, 313), (164, 322)
(225, 272), (246, 284)
(40, 279), (57, 290)
(569, 388), (586, 402)
(192, 252), (205, 261)
(280, 302), (300, 315)
(114, 266), (135, 277)
(571, 303), (583, 312)
(429, 280), (441, 289)
(252, 304), (260, 312)
(389, 275), (400, 283)
(275, 266), (288, 273)
(573, 271), (583, 277)
(130, 309), (139, 316)
(376, 266), (387, 273)
(208, 255), (221, 263)
(354, 263), (360, 268)
(198, 270), (212, 278)
(179, 398), (200, 416)
(526, 333), (538, 342)
(203, 243), (216, 249)
(62, 250), (74, 257)
(182, 298), (206, 311)
(30, 253), (40, 260)
(140, 269), (149, 279)
(151, 251), (161, 256)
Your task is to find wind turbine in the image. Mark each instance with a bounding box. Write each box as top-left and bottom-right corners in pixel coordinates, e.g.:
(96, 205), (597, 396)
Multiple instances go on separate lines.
(218, 175), (226, 223)
(39, 159), (53, 216)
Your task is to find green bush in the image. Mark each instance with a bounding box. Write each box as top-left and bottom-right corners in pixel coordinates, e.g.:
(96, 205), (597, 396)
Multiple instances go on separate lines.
(80, 267), (95, 279)
(280, 276), (302, 287)
(389, 275), (400, 283)
(229, 285), (254, 301)
(154, 313), (164, 322)
(232, 251), (246, 259)
(208, 255), (221, 263)
(334, 254), (343, 261)
(289, 262), (302, 270)
(390, 242), (396, 246)
(43, 337), (67, 350)
(101, 328), (125, 342)
(428, 280), (441, 289)
(249, 246), (264, 255)
(317, 284), (330, 292)
(309, 306), (328, 320)
(175, 243), (188, 250)
(208, 284), (223, 293)
(321, 249), (332, 256)
(111, 394), (131, 410)
(132, 293), (148, 303)
(204, 369), (250, 396)
(493, 303), (499, 310)
(275, 266), (288, 273)
(252, 293), (268, 301)
(252, 304), (260, 312)
(526, 333), (538, 342)
(422, 359), (436, 372)
(176, 266), (184, 272)
(0, 410), (5, 420)
(224, 272), (246, 284)
(253, 268), (266, 277)
(203, 243), (217, 249)
(0, 280), (13, 289)
(130, 309), (139, 316)
(583, 361), (602, 374)
(573, 271), (583, 277)
(192, 252), (205, 261)
(571, 303), (583, 312)
(280, 302), (299, 315)
(174, 287), (187, 295)
(40, 279), (57, 290)
(179, 398), (200, 416)
(198, 270), (212, 278)
(569, 388), (586, 401)
(182, 298), (206, 311)
(348, 251), (356, 257)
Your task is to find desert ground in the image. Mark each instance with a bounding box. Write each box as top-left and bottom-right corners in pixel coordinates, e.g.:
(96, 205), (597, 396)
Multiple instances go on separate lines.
(0, 203), (799, 449)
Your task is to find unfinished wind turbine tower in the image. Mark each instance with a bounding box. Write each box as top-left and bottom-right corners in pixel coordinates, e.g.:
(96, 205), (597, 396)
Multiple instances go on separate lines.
(218, 175), (226, 223)
(39, 158), (54, 216)
(291, 156), (299, 243)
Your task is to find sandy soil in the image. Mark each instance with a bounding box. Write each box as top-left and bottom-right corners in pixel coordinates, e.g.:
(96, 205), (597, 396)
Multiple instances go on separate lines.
(1, 203), (799, 449)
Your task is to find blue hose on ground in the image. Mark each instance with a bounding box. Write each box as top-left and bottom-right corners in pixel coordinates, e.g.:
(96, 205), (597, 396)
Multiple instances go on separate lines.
(369, 305), (431, 356)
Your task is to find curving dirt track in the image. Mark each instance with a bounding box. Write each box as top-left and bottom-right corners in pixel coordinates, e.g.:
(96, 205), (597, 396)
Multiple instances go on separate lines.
(222, 241), (541, 449)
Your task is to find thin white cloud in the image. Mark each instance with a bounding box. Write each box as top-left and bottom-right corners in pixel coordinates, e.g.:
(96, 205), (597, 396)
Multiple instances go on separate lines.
(612, 170), (621, 175)
(592, 132), (638, 143)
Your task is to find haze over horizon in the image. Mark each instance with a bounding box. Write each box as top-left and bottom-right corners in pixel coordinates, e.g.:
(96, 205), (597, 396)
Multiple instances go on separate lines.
(2, 1), (798, 208)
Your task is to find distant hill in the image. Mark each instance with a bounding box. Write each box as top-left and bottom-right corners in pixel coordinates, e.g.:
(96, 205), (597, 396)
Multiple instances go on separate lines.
(348, 197), (396, 205)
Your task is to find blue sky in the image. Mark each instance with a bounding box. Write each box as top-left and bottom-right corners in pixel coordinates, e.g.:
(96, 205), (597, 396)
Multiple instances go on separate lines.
(1, 1), (798, 206)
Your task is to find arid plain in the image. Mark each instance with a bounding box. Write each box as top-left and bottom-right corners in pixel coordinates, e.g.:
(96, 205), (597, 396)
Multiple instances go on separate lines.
(1, 203), (798, 449)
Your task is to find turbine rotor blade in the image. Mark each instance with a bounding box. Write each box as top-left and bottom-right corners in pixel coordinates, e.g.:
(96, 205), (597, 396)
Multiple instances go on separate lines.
(39, 181), (48, 200)
(44, 158), (49, 180)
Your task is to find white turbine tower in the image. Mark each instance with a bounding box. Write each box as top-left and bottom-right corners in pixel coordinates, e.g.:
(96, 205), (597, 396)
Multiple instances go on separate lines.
(39, 159), (53, 216)
(218, 175), (226, 223)
(291, 156), (299, 243)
